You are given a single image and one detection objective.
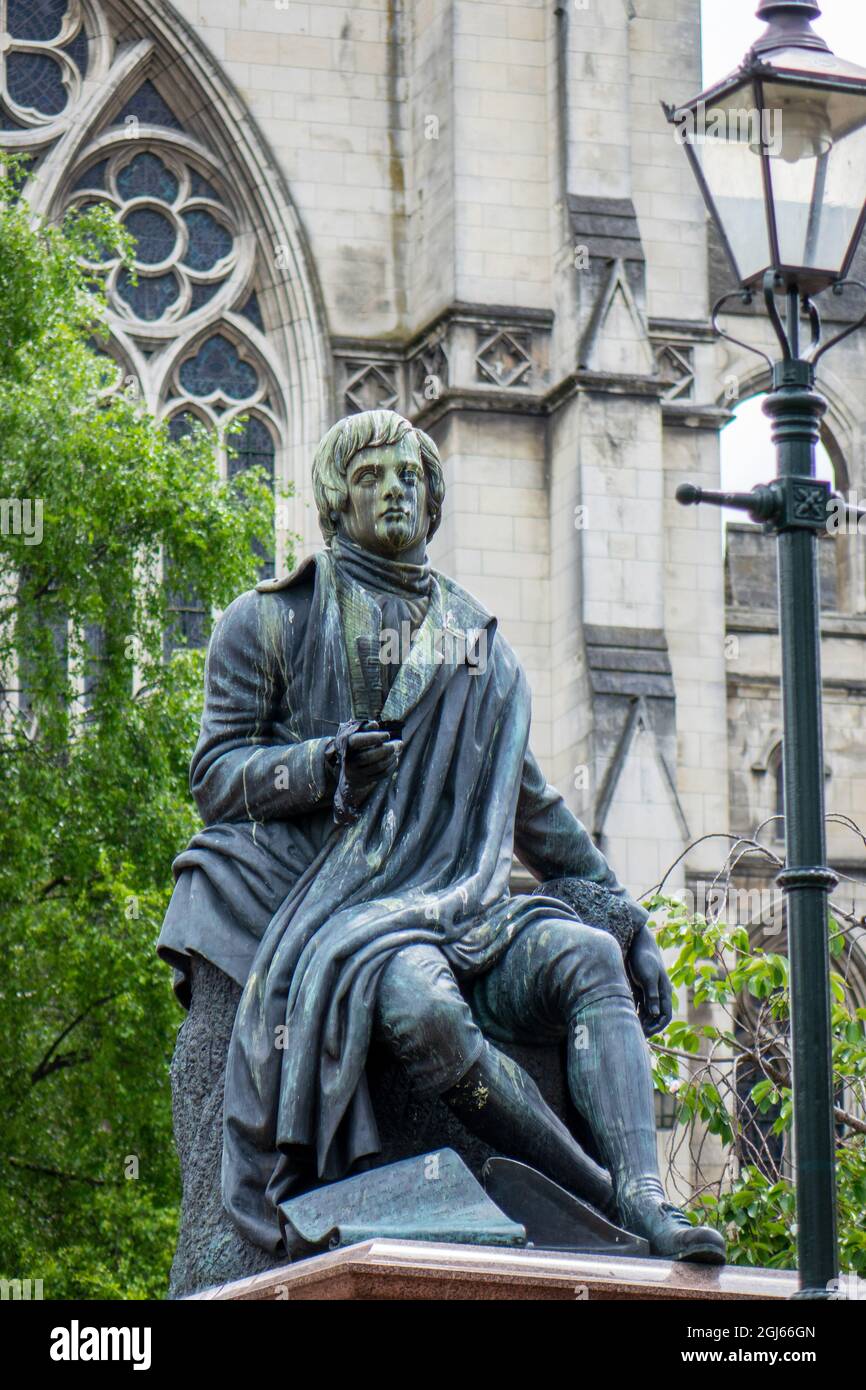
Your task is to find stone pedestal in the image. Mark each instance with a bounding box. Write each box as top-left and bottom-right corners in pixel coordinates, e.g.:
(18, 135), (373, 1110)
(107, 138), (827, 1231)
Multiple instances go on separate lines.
(186, 1240), (800, 1302)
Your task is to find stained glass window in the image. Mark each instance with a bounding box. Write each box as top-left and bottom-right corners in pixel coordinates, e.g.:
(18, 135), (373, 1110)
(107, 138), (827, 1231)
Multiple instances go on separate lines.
(7, 0), (67, 42)
(182, 209), (232, 271)
(123, 207), (176, 265)
(228, 415), (275, 483)
(189, 282), (220, 312)
(71, 147), (238, 329)
(64, 26), (89, 80)
(116, 152), (179, 204)
(163, 413), (212, 655)
(188, 170), (219, 201)
(71, 158), (108, 192)
(2, 2), (89, 122)
(168, 411), (207, 442)
(17, 571), (68, 717)
(241, 292), (264, 331)
(7, 52), (67, 115)
(735, 1049), (785, 1177)
(117, 269), (180, 322)
(115, 80), (183, 132)
(0, 105), (27, 130)
(82, 622), (105, 712)
(654, 1091), (680, 1132)
(228, 416), (276, 581)
(163, 558), (210, 657)
(179, 335), (258, 401)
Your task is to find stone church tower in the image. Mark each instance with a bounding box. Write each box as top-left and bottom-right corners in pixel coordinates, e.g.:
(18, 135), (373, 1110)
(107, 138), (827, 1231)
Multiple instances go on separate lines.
(5, 0), (866, 1190)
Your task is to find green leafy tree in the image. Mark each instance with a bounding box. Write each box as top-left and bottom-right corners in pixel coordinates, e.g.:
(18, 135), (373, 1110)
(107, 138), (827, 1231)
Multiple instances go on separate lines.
(0, 163), (280, 1298)
(647, 882), (866, 1281)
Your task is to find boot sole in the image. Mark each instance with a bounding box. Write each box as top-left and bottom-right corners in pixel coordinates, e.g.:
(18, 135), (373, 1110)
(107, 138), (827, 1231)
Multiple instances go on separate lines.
(673, 1243), (727, 1265)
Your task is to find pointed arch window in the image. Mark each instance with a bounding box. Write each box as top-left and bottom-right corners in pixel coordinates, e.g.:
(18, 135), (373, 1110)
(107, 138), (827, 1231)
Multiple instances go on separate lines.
(229, 416), (276, 583)
(2, 0), (329, 660)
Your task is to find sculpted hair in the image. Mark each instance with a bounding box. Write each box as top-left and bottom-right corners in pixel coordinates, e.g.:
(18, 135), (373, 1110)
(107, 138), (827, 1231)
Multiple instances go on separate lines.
(312, 409), (445, 542)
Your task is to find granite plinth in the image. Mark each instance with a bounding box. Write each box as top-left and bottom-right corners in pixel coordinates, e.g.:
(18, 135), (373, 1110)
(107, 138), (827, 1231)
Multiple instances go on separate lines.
(187, 1240), (800, 1302)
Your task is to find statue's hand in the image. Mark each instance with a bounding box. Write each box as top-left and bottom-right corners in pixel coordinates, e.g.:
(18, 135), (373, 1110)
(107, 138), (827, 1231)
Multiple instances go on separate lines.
(330, 724), (402, 825)
(343, 728), (401, 790)
(628, 926), (673, 1038)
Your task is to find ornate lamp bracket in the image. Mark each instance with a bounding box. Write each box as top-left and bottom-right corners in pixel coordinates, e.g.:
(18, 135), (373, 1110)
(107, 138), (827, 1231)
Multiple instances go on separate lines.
(807, 279), (866, 368)
(710, 289), (775, 373)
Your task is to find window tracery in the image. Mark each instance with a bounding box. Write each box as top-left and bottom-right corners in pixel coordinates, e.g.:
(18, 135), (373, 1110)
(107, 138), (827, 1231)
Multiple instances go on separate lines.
(1, 0), (325, 647)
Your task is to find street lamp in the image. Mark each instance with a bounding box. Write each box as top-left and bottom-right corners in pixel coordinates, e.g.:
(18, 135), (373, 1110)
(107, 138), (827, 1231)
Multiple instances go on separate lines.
(664, 0), (866, 1299)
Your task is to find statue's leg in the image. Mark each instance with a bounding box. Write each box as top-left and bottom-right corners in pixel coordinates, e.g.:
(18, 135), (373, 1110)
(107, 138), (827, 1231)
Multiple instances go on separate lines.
(473, 922), (725, 1263)
(375, 944), (615, 1212)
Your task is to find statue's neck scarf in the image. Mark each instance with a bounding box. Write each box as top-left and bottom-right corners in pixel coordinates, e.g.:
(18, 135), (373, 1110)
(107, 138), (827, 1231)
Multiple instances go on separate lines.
(330, 534), (433, 699)
(330, 533), (431, 601)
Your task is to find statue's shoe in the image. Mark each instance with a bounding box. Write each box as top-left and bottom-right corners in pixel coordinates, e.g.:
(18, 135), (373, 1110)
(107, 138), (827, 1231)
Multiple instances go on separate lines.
(623, 1199), (726, 1264)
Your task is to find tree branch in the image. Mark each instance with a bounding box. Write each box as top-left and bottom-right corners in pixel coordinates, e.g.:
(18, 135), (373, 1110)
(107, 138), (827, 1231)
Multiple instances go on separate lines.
(38, 875), (72, 900)
(29, 993), (119, 1086)
(4, 1156), (113, 1187)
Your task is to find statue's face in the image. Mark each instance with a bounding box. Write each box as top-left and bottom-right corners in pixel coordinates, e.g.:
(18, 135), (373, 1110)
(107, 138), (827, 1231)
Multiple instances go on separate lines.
(340, 434), (429, 558)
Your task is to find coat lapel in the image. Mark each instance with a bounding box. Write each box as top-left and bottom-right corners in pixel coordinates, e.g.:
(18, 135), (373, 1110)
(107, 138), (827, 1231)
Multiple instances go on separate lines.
(380, 572), (494, 725)
(378, 577), (444, 724)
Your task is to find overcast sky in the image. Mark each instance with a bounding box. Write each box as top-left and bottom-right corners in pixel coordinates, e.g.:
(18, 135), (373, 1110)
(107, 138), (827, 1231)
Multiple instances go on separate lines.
(702, 1), (860, 518)
(701, 0), (866, 85)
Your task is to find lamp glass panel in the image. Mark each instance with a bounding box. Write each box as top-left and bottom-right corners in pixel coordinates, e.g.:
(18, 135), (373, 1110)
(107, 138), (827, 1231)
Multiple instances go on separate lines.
(762, 81), (866, 275)
(680, 83), (772, 282)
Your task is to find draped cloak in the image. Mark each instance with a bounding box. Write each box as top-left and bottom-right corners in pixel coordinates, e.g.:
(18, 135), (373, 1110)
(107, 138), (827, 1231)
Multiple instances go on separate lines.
(157, 548), (639, 1252)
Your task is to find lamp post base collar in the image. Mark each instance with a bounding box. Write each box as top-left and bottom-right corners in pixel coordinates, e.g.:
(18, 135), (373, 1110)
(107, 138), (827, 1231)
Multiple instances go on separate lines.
(776, 866), (839, 894)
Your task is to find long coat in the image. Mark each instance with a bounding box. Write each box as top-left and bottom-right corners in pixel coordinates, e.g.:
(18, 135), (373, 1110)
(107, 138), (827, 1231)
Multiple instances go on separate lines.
(158, 549), (638, 1251)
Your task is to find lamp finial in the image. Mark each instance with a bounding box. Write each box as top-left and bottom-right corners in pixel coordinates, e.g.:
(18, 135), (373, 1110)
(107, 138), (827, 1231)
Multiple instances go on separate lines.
(753, 1), (830, 56)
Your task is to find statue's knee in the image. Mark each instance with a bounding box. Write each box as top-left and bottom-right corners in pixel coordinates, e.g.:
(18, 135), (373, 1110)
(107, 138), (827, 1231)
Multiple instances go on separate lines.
(537, 919), (628, 1009)
(375, 946), (480, 1090)
(377, 947), (472, 1051)
(582, 926), (626, 980)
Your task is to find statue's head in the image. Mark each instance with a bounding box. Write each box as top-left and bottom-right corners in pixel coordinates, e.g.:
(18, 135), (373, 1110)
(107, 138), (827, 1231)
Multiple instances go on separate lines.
(312, 409), (444, 559)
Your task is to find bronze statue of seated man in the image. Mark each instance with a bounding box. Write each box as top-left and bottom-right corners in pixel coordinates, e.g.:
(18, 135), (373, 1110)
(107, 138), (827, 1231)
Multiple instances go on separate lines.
(158, 408), (725, 1266)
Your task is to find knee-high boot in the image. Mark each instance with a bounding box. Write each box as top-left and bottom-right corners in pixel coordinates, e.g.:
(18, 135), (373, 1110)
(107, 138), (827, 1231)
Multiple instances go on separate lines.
(566, 994), (726, 1263)
(441, 1039), (616, 1216)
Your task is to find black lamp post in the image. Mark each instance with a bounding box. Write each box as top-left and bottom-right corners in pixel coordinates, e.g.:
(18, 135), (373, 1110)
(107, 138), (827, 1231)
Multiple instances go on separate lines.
(664, 0), (866, 1299)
